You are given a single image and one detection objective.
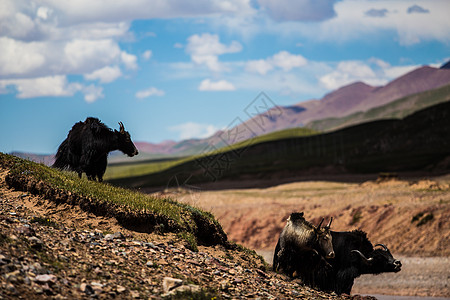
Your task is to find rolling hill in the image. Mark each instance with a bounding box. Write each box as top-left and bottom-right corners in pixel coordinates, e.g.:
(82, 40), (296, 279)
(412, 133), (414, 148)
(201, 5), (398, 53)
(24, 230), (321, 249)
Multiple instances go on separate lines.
(107, 100), (450, 190)
(129, 63), (450, 158)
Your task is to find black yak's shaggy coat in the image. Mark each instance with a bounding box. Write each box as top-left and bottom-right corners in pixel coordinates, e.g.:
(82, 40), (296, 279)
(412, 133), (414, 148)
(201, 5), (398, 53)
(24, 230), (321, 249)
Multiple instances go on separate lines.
(273, 212), (334, 285)
(53, 117), (138, 181)
(313, 230), (402, 294)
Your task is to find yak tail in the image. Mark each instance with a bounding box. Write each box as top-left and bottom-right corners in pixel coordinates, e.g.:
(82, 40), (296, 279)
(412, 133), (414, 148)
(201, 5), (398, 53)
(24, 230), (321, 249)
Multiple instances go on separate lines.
(53, 139), (70, 169)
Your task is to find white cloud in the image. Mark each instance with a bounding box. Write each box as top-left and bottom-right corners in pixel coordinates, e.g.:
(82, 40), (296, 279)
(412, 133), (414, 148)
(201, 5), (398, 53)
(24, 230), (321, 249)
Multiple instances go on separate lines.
(142, 50), (152, 60)
(198, 79), (236, 91)
(0, 76), (79, 98)
(64, 39), (122, 73)
(169, 122), (219, 140)
(135, 87), (165, 99)
(320, 61), (379, 90)
(0, 37), (46, 77)
(271, 51), (308, 71)
(37, 6), (52, 20)
(186, 33), (242, 72)
(84, 66), (122, 83)
(245, 51), (307, 75)
(82, 84), (104, 103)
(120, 51), (138, 70)
(322, 0), (450, 46)
(0, 75), (106, 103)
(30, 0), (254, 25)
(258, 0), (339, 22)
(0, 0), (254, 101)
(245, 59), (273, 75)
(319, 59), (418, 90)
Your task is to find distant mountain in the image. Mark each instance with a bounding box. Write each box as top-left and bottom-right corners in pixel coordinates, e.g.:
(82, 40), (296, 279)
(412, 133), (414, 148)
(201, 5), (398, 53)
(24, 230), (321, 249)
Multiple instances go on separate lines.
(11, 63), (450, 163)
(441, 60), (450, 69)
(211, 65), (450, 146)
(108, 101), (450, 189)
(134, 141), (177, 154)
(307, 83), (450, 131)
(10, 152), (54, 166)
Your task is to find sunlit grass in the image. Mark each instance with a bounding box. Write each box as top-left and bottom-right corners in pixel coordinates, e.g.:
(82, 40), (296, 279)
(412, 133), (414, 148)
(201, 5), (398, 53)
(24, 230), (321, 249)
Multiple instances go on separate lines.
(0, 153), (226, 246)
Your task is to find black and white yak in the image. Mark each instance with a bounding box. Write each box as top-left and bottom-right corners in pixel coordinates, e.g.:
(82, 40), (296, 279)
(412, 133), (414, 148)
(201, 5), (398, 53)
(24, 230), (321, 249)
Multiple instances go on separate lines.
(313, 230), (402, 295)
(53, 117), (138, 182)
(273, 212), (334, 285)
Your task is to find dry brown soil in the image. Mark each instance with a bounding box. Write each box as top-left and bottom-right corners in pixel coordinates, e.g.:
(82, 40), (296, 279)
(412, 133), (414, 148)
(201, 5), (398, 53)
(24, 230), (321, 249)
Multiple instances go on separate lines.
(163, 174), (450, 297)
(1, 168), (367, 299)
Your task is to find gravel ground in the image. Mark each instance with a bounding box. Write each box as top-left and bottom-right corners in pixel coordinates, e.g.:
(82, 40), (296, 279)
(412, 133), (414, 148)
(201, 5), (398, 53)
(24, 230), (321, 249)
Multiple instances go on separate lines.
(353, 256), (450, 298)
(257, 251), (450, 298)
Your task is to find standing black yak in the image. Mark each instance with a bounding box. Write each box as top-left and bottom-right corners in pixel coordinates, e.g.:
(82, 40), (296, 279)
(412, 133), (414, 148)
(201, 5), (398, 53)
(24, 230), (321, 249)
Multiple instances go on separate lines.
(273, 212), (334, 285)
(53, 117), (138, 181)
(313, 230), (402, 294)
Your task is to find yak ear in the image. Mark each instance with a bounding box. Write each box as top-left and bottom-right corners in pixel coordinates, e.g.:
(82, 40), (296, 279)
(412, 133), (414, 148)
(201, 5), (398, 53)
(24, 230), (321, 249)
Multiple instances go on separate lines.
(351, 250), (373, 265)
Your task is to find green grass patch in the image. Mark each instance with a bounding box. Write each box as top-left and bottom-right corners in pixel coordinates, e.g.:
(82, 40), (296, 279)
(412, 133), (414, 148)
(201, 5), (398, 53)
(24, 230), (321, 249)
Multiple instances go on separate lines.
(104, 127), (318, 181)
(0, 153), (227, 247)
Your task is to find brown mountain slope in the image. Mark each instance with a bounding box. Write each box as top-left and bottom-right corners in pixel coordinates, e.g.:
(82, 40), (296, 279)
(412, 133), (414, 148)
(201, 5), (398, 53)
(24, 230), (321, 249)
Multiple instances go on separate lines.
(158, 65), (450, 154)
(351, 66), (450, 113)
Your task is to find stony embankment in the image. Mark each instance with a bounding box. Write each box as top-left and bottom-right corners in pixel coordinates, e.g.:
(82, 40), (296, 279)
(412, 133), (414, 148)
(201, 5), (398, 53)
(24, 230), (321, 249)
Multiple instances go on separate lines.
(0, 167), (375, 299)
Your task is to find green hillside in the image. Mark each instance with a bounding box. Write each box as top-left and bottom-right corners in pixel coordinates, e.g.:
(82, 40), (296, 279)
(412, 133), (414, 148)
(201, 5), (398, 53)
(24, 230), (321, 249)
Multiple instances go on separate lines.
(307, 83), (450, 132)
(104, 127), (318, 180)
(107, 101), (450, 190)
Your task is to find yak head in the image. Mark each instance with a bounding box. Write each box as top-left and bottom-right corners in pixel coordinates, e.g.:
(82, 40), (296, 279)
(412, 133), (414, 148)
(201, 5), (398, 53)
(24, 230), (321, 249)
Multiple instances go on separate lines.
(315, 217), (335, 259)
(115, 122), (139, 157)
(351, 243), (401, 274)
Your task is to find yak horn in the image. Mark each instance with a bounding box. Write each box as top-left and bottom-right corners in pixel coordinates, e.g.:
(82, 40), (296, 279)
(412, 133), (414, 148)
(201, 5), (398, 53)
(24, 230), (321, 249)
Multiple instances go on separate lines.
(118, 122), (125, 132)
(325, 217), (333, 229)
(317, 218), (324, 229)
(351, 250), (373, 265)
(374, 243), (388, 251)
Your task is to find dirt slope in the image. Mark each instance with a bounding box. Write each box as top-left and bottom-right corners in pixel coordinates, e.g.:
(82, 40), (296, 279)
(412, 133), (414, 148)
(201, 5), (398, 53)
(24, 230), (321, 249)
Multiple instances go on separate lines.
(171, 176), (450, 257)
(0, 168), (368, 299)
(164, 174), (450, 297)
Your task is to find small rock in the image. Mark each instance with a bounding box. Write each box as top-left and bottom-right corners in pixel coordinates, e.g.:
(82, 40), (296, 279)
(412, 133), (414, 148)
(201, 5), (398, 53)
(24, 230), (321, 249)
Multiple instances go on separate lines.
(0, 253), (11, 265)
(15, 225), (35, 236)
(28, 236), (44, 250)
(162, 277), (183, 293)
(35, 274), (57, 285)
(80, 283), (94, 295)
(104, 232), (125, 241)
(6, 282), (18, 294)
(130, 290), (140, 298)
(116, 285), (127, 293)
(91, 281), (104, 293)
(5, 270), (21, 282)
(164, 284), (201, 297)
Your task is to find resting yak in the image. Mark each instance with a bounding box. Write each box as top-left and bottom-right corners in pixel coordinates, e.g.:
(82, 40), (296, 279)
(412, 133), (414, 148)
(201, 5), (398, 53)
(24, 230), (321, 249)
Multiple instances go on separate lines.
(313, 230), (402, 295)
(273, 212), (334, 285)
(53, 117), (138, 182)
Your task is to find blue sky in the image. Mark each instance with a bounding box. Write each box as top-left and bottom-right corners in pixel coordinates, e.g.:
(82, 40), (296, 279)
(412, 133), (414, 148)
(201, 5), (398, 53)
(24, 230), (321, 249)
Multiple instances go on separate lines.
(1, 0), (449, 154)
